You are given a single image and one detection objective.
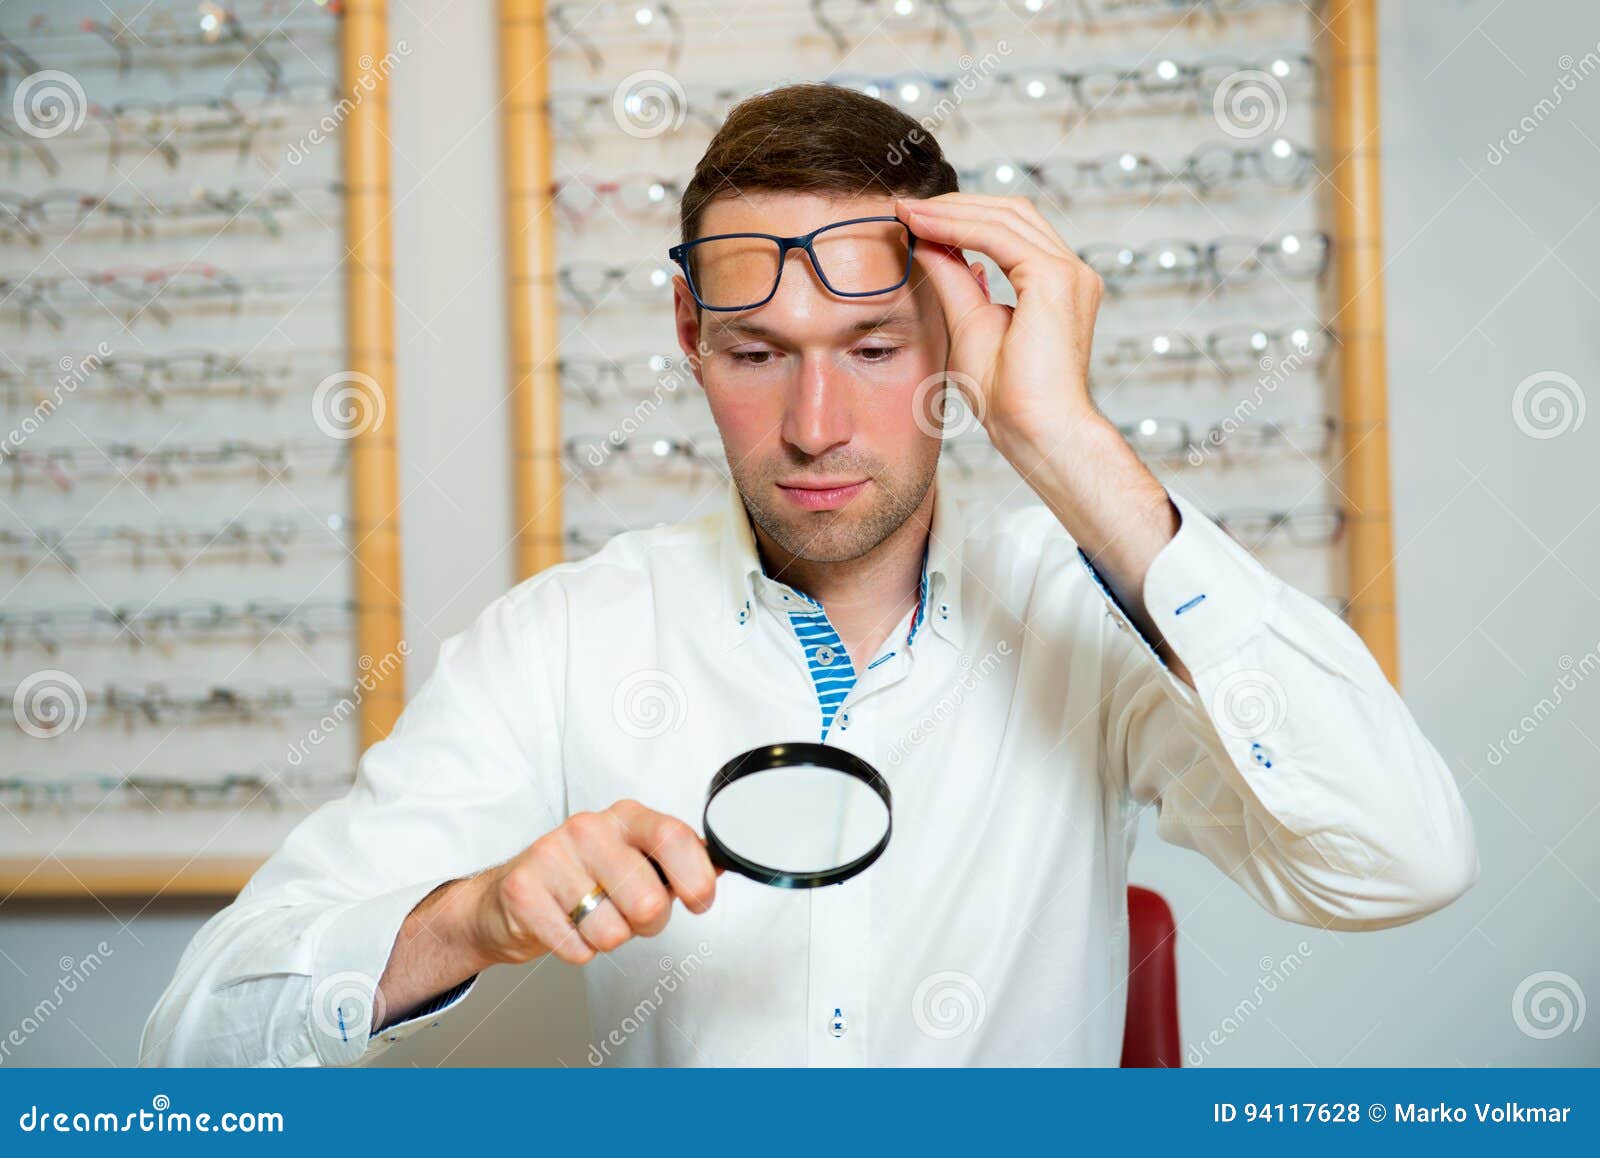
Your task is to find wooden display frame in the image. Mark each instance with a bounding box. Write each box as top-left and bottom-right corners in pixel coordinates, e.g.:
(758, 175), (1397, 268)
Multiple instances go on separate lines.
(503, 0), (565, 580)
(0, 0), (403, 899)
(1322, 0), (1401, 687)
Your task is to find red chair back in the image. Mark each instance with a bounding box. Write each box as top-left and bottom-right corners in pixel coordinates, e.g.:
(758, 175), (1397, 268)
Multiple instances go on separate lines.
(1121, 885), (1181, 1067)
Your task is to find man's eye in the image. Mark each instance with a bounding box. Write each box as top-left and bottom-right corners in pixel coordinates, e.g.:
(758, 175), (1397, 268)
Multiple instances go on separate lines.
(729, 351), (774, 366)
(856, 346), (901, 363)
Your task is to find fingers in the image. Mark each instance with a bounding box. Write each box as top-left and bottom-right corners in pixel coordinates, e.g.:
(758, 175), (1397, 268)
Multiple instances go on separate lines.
(901, 235), (1013, 378)
(492, 802), (718, 968)
(546, 825), (635, 955)
(508, 837), (604, 965)
(906, 231), (990, 333)
(898, 195), (1099, 306)
(521, 881), (597, 966)
(906, 192), (1073, 260)
(608, 799), (718, 916)
(898, 197), (1056, 270)
(568, 811), (673, 939)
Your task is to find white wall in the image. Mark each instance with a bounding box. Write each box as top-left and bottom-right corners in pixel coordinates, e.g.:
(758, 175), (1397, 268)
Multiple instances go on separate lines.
(2, 0), (1595, 1067)
(1131, 0), (1600, 1067)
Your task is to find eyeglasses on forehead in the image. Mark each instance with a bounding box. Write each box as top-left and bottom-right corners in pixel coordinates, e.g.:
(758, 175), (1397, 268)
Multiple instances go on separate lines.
(668, 215), (916, 312)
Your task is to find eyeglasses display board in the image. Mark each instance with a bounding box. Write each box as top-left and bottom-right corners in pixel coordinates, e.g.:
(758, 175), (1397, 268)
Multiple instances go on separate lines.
(0, 0), (405, 896)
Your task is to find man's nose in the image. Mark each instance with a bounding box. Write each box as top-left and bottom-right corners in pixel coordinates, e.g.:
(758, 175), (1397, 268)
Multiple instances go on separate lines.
(767, 249), (857, 458)
(781, 352), (855, 459)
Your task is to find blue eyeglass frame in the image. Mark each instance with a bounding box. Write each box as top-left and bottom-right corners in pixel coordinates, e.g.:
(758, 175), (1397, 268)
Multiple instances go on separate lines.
(667, 215), (916, 312)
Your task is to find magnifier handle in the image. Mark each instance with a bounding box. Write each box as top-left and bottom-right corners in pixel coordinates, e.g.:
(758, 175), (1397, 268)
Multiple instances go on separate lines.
(645, 851), (720, 891)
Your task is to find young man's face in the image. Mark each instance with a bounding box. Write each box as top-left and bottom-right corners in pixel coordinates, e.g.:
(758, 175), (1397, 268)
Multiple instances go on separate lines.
(673, 192), (950, 564)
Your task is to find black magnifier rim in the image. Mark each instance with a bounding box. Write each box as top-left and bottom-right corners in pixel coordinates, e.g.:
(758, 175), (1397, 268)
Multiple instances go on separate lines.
(703, 742), (892, 889)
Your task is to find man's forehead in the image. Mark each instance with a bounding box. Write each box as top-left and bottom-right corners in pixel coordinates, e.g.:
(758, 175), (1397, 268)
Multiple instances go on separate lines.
(698, 190), (897, 236)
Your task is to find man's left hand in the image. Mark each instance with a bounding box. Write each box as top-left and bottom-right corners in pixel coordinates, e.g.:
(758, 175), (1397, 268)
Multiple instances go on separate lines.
(895, 192), (1105, 456)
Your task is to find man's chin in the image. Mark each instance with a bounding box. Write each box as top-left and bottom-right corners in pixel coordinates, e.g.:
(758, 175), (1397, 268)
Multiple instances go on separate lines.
(764, 515), (877, 565)
(738, 470), (932, 565)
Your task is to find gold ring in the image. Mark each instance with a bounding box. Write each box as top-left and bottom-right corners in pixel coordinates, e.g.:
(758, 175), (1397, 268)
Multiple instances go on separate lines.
(568, 884), (608, 927)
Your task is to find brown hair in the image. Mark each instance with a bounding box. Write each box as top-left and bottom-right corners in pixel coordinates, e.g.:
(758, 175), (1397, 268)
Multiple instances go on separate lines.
(678, 82), (960, 247)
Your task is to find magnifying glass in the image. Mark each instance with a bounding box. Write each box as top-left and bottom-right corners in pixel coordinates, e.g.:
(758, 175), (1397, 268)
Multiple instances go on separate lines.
(701, 742), (892, 888)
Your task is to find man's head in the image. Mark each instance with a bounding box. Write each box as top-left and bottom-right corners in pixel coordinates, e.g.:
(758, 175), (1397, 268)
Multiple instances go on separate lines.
(672, 83), (965, 566)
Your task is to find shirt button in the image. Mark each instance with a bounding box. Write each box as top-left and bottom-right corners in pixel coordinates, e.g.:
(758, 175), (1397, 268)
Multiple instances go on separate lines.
(829, 1008), (847, 1037)
(816, 645), (835, 666)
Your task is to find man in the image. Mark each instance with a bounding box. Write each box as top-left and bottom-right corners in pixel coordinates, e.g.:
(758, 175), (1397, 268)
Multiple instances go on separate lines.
(143, 83), (1477, 1067)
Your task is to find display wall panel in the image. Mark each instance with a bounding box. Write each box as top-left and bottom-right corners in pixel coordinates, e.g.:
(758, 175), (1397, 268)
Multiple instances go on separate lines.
(0, 0), (404, 897)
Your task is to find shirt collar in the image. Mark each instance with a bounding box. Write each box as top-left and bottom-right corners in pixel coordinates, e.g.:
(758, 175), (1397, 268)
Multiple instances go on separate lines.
(924, 473), (965, 647)
(718, 474), (965, 649)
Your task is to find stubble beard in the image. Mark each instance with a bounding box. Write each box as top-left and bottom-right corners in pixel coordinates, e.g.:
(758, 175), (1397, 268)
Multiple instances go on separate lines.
(731, 453), (936, 565)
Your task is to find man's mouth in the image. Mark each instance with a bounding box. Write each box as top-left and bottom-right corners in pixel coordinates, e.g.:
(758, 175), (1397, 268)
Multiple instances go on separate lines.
(775, 478), (870, 512)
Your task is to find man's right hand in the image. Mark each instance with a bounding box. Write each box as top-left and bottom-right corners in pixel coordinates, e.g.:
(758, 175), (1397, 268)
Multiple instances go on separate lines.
(467, 799), (720, 966)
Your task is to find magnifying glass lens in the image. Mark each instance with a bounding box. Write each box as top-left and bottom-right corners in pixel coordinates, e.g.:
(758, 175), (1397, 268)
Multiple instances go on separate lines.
(703, 744), (892, 889)
(706, 764), (887, 874)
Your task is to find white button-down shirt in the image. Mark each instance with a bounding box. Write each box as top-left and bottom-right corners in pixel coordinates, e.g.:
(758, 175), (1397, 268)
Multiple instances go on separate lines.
(142, 475), (1477, 1067)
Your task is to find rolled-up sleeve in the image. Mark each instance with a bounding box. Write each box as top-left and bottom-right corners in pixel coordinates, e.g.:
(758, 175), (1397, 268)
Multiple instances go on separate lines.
(1086, 485), (1479, 931)
(139, 580), (567, 1066)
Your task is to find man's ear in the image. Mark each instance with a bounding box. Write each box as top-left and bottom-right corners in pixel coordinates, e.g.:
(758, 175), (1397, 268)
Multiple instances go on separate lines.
(671, 275), (708, 387)
(969, 261), (991, 301)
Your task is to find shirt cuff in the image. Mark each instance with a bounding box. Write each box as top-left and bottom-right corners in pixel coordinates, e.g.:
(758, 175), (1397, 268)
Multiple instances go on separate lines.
(370, 975), (478, 1049)
(1076, 484), (1284, 685)
(307, 877), (480, 1066)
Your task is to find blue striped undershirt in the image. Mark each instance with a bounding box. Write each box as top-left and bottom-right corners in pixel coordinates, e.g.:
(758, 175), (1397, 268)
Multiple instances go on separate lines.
(779, 547), (930, 741)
